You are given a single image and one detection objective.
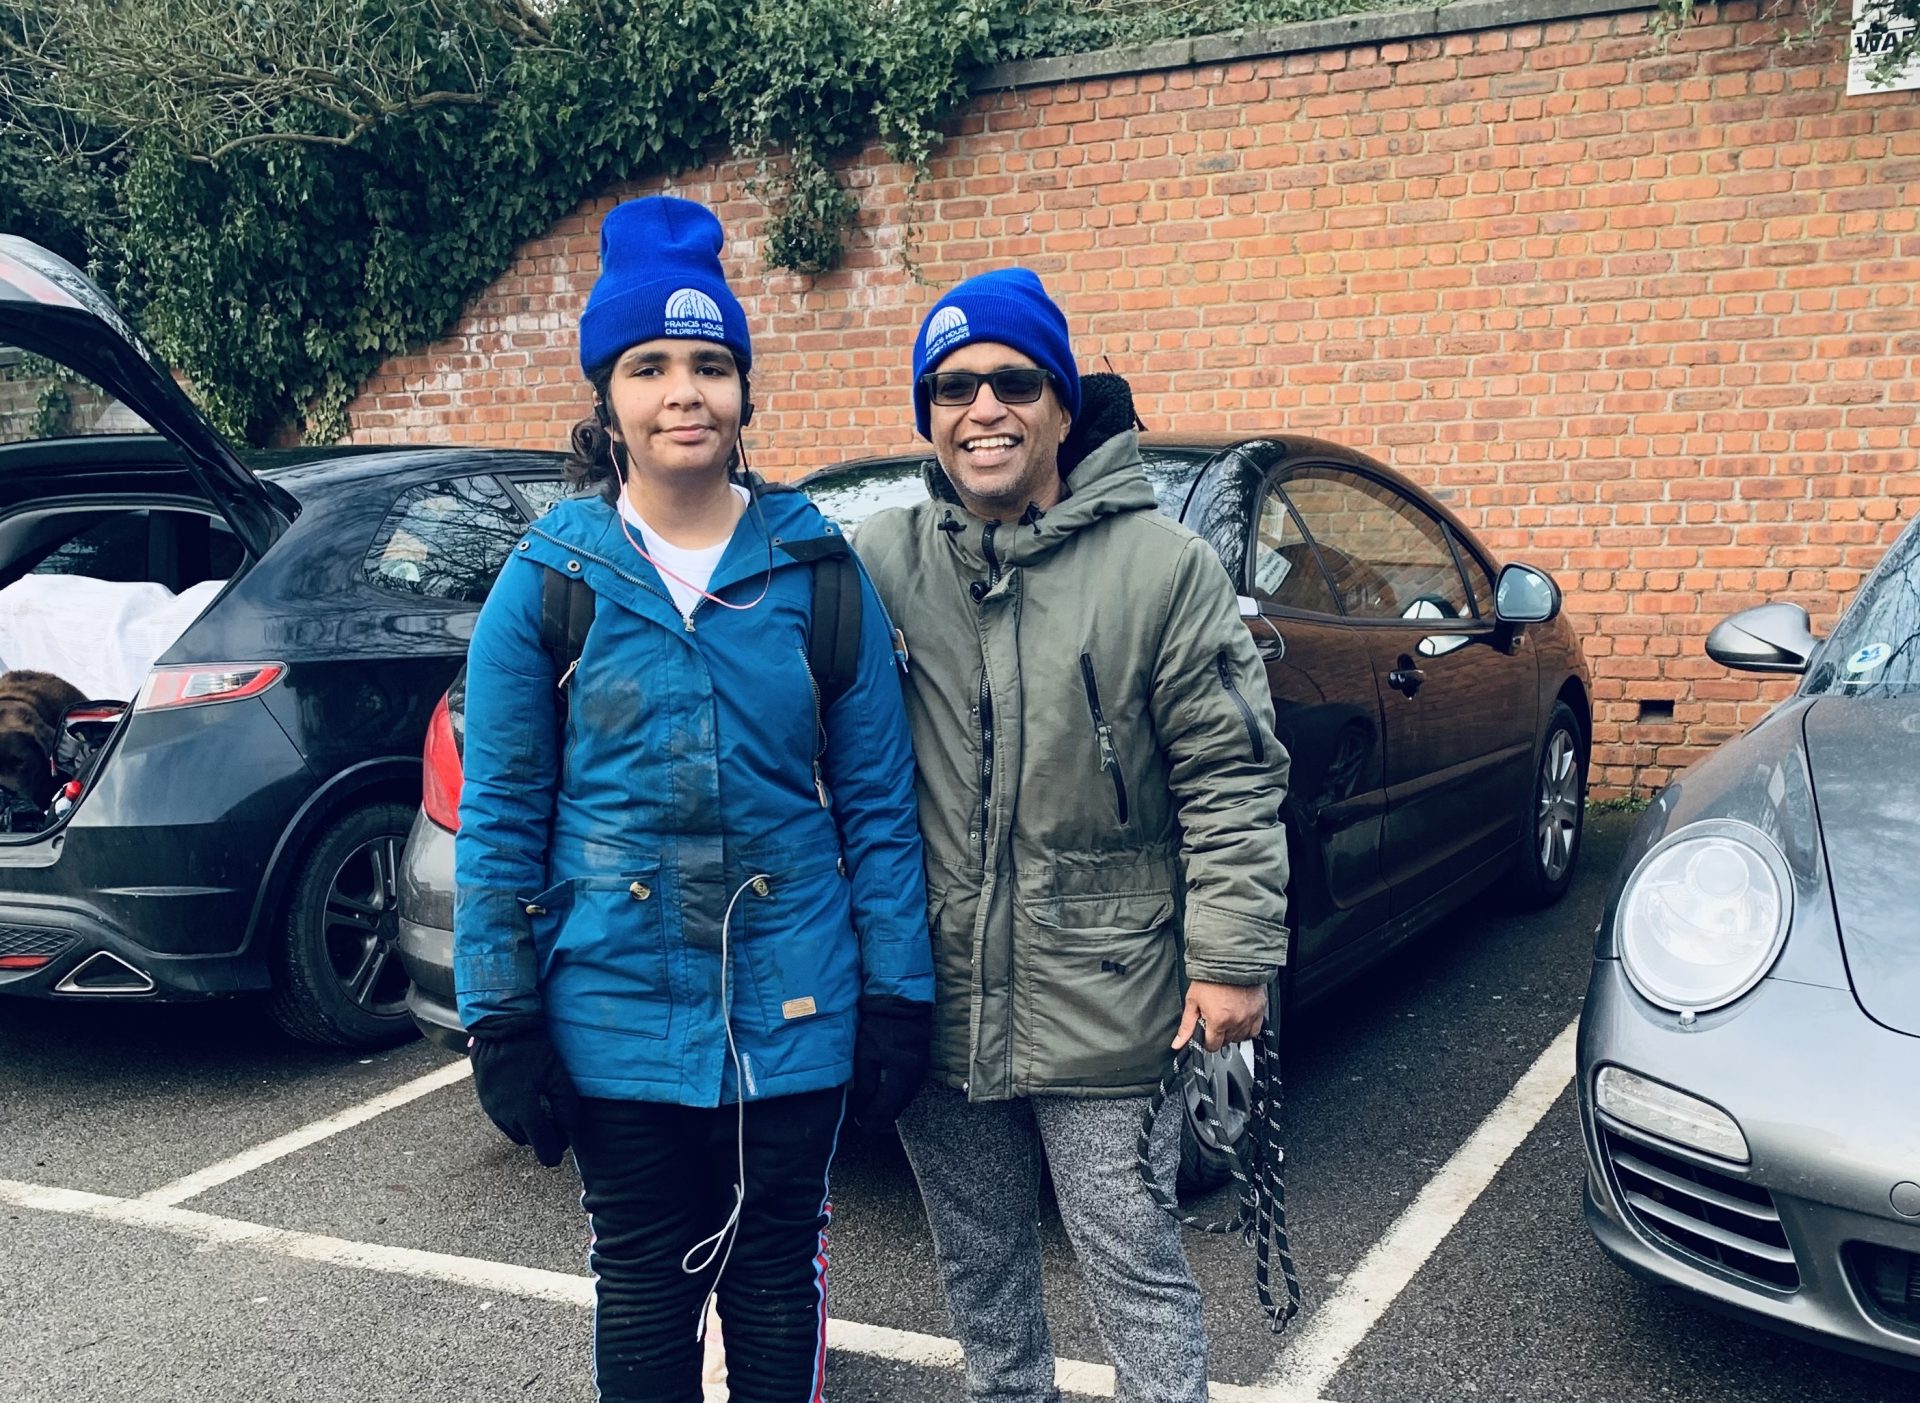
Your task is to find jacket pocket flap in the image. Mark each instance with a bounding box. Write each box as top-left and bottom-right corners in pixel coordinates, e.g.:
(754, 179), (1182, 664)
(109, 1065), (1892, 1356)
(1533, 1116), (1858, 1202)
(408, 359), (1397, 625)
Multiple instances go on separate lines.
(519, 867), (660, 918)
(1027, 890), (1174, 940)
(517, 879), (575, 918)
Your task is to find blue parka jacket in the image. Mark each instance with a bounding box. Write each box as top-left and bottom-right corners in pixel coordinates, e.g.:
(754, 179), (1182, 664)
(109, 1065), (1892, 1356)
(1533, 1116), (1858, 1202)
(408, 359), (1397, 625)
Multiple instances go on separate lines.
(453, 486), (933, 1105)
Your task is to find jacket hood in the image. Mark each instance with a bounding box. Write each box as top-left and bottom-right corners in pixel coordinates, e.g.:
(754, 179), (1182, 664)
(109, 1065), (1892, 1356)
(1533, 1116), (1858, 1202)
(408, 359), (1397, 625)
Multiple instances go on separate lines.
(922, 430), (1159, 575)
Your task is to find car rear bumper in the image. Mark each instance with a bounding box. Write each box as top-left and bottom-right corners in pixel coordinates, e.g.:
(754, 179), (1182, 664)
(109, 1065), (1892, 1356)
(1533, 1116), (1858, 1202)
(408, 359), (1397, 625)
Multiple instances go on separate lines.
(0, 896), (263, 998)
(0, 699), (314, 1000)
(396, 808), (464, 1052)
(1578, 958), (1920, 1367)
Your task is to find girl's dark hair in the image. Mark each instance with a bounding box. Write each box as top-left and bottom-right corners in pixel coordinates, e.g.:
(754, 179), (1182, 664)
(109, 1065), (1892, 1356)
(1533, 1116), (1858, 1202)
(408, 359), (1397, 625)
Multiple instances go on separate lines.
(566, 364), (752, 502)
(566, 366), (621, 502)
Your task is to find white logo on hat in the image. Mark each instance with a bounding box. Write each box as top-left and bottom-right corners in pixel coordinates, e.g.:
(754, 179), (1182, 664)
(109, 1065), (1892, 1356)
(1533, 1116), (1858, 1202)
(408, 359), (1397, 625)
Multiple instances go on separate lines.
(924, 305), (970, 361)
(663, 287), (726, 340)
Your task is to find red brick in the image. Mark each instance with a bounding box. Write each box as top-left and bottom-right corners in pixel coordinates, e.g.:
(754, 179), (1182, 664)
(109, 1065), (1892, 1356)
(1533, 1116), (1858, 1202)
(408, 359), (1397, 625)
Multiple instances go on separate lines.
(345, 12), (1918, 790)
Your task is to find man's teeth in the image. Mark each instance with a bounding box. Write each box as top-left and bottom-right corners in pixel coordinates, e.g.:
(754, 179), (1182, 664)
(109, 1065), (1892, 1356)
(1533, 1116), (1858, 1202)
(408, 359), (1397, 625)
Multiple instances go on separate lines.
(964, 436), (1018, 451)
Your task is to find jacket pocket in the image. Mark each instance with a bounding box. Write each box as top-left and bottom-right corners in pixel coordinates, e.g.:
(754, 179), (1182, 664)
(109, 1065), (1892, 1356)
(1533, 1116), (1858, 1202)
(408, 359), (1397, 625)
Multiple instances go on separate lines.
(1078, 653), (1131, 827)
(526, 870), (670, 1039)
(1215, 651), (1266, 764)
(736, 863), (860, 1048)
(1022, 890), (1180, 1087)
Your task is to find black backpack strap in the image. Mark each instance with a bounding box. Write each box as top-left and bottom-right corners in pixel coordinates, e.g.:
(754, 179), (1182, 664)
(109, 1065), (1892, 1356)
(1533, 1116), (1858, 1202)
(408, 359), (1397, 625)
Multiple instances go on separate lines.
(538, 565), (596, 722)
(781, 533), (866, 712)
(808, 552), (863, 712)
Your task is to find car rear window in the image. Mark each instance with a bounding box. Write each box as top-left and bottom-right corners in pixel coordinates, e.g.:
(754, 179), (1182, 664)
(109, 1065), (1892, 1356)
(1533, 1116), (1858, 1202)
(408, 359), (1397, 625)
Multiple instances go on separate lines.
(0, 345), (152, 444)
(363, 476), (525, 604)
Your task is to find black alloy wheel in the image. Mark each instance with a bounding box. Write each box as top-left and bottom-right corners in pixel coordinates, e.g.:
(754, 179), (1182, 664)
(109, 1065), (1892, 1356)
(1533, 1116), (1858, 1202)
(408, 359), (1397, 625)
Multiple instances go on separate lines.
(268, 801), (420, 1048)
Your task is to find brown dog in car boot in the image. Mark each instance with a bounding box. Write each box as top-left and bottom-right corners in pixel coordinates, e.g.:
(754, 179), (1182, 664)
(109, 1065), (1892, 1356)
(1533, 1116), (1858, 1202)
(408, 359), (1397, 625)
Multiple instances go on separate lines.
(0, 669), (87, 810)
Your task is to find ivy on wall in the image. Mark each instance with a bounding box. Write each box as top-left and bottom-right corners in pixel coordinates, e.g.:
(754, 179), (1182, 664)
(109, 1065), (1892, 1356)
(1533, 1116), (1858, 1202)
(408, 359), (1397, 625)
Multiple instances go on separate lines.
(4, 0), (1437, 444)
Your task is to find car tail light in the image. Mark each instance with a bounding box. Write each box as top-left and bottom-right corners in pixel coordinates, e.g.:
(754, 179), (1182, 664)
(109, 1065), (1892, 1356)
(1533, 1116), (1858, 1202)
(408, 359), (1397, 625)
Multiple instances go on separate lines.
(136, 663), (286, 712)
(421, 691), (463, 832)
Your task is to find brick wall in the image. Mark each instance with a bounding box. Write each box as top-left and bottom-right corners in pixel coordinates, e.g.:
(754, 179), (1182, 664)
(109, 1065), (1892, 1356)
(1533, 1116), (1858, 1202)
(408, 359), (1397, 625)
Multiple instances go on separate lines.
(346, 1), (1920, 795)
(0, 355), (122, 444)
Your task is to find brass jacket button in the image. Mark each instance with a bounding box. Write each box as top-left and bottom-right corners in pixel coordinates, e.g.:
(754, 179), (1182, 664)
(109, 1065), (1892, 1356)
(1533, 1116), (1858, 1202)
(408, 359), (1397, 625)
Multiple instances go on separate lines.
(750, 876), (771, 898)
(628, 881), (651, 901)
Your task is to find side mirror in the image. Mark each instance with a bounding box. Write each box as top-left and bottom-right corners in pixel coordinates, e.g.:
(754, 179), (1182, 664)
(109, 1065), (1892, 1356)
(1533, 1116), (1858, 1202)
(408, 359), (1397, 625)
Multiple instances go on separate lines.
(1705, 603), (1820, 674)
(1494, 564), (1560, 625)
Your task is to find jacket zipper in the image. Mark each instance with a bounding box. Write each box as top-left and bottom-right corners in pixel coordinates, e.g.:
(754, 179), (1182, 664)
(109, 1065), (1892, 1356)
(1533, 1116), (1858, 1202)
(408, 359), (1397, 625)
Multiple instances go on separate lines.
(797, 646), (830, 807)
(975, 523), (1000, 862)
(1077, 652), (1131, 826)
(977, 671), (994, 862)
(529, 526), (725, 631)
(1216, 652), (1266, 763)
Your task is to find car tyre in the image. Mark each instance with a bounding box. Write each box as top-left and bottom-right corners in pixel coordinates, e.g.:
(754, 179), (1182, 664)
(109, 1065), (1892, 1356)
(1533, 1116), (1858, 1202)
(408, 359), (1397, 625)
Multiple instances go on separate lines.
(267, 801), (420, 1049)
(1509, 699), (1587, 909)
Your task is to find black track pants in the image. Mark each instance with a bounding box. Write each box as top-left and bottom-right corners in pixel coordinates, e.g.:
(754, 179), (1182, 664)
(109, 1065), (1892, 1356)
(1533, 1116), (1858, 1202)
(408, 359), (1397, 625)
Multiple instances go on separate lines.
(570, 1086), (846, 1403)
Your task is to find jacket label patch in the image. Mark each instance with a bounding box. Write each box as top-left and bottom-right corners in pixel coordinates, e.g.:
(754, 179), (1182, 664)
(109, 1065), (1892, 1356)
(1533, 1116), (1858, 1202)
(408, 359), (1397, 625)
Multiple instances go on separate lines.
(782, 996), (818, 1020)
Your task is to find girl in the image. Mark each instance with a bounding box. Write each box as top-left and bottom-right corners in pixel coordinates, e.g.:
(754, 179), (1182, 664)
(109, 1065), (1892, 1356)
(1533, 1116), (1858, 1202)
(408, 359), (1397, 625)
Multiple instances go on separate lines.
(452, 195), (932, 1403)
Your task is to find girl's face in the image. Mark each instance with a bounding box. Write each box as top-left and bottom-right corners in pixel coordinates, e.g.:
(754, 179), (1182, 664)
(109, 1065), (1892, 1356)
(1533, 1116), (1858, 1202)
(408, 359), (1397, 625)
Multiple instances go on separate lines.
(603, 338), (744, 485)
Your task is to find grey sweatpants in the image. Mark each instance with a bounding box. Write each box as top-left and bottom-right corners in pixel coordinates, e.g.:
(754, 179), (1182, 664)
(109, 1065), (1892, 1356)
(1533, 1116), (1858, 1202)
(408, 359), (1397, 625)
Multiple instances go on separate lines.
(896, 1083), (1208, 1403)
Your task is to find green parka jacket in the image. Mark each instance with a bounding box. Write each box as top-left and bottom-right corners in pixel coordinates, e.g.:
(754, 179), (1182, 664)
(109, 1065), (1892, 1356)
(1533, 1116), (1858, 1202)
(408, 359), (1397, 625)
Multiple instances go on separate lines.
(856, 430), (1292, 1100)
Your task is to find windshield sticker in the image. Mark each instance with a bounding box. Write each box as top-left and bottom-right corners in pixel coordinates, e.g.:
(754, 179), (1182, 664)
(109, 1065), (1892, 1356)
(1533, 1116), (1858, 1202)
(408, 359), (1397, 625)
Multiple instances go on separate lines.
(1844, 642), (1894, 674)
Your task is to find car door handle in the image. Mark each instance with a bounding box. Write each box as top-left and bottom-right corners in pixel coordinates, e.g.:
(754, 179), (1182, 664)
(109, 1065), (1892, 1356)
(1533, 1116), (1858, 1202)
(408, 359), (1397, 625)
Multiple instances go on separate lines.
(1388, 664), (1426, 697)
(1243, 611), (1286, 662)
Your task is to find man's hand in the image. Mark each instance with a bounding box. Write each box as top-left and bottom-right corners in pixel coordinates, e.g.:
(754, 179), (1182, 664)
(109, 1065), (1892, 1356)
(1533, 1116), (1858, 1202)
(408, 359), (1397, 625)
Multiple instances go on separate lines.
(1173, 980), (1267, 1051)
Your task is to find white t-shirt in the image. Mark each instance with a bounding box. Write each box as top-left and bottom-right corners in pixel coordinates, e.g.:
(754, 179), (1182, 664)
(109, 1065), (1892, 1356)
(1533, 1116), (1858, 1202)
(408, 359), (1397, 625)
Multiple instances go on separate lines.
(617, 485), (750, 621)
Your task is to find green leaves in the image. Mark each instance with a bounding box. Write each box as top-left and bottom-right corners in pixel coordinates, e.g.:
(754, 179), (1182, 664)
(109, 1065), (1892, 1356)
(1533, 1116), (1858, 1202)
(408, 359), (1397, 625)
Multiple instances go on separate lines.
(13, 0), (1381, 444)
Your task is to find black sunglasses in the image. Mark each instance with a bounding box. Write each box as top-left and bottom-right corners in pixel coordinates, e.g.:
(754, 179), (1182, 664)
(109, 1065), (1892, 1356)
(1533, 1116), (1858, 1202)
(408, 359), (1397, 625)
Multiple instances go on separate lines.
(921, 368), (1054, 408)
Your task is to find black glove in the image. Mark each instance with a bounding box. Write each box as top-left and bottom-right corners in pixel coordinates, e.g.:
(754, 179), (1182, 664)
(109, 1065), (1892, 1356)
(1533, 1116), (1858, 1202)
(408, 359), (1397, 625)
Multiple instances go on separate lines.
(468, 1014), (580, 1168)
(849, 994), (932, 1130)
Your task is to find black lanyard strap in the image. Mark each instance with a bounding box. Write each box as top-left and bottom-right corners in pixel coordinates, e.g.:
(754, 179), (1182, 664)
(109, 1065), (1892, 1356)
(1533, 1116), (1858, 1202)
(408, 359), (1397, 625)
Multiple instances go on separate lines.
(1136, 1019), (1303, 1333)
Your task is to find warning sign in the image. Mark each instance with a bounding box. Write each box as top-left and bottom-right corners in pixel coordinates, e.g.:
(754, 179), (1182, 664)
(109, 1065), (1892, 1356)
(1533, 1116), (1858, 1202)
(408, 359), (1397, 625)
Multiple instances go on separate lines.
(1850, 0), (1920, 94)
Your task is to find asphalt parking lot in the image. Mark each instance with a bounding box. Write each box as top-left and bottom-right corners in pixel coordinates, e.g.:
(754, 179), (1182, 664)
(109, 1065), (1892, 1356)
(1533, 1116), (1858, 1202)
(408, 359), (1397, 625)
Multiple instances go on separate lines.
(3, 807), (1916, 1402)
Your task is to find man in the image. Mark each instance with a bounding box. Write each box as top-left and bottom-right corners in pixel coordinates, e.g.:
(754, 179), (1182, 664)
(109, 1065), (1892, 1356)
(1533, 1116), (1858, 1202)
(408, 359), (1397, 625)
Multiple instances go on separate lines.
(856, 268), (1293, 1403)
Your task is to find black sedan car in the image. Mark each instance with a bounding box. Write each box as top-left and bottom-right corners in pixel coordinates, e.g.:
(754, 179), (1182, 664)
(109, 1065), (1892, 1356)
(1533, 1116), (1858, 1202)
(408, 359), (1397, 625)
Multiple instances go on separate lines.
(400, 437), (1593, 1180)
(1578, 509), (1920, 1365)
(0, 236), (567, 1046)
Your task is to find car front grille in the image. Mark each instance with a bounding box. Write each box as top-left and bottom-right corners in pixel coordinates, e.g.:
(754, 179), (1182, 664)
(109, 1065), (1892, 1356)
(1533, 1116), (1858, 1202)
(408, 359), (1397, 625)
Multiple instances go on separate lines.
(1845, 1243), (1920, 1334)
(0, 924), (73, 960)
(1602, 1128), (1799, 1291)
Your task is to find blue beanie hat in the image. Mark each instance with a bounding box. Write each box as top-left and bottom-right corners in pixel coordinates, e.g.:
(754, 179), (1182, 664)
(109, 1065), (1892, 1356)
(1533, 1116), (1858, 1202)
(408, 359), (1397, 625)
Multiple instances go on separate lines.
(579, 196), (751, 377)
(911, 268), (1080, 440)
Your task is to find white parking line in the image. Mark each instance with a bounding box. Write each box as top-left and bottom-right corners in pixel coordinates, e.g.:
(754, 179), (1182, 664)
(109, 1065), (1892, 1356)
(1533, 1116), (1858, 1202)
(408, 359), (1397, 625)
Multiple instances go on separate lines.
(1260, 1018), (1580, 1398)
(0, 1175), (1327, 1403)
(137, 1057), (473, 1206)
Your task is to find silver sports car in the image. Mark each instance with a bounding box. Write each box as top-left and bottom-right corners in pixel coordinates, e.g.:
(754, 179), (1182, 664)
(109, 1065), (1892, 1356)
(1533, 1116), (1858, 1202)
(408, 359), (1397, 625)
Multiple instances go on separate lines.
(1577, 508), (1920, 1366)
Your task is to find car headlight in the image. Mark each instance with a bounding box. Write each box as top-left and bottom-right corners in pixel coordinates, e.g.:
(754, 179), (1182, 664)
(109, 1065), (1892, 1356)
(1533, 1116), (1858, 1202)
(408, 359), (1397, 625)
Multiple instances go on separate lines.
(1617, 822), (1791, 1014)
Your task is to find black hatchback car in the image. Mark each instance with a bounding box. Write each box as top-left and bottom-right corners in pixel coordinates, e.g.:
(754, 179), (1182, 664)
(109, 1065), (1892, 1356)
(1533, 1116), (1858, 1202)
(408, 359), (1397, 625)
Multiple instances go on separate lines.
(0, 236), (567, 1046)
(399, 437), (1593, 1182)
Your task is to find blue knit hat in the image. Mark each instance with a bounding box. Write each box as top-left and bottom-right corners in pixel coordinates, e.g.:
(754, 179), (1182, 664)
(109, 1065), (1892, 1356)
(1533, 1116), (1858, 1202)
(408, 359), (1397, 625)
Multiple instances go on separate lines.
(579, 196), (751, 377)
(911, 269), (1080, 440)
